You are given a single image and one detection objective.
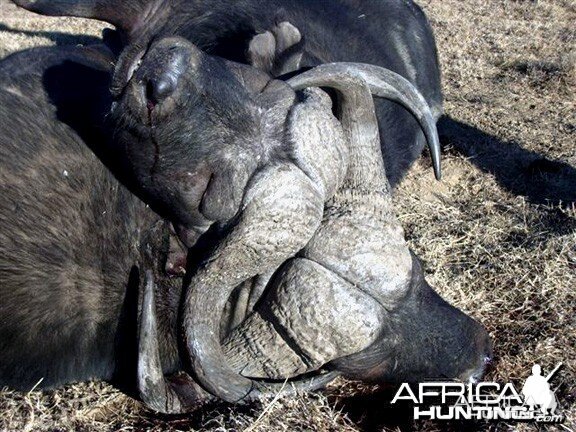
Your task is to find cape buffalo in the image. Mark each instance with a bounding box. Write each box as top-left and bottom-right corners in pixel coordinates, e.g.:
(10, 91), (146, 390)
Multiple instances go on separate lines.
(0, 42), (337, 408)
(1, 0), (490, 413)
(113, 40), (491, 407)
(0, 45), (490, 415)
(11, 0), (443, 188)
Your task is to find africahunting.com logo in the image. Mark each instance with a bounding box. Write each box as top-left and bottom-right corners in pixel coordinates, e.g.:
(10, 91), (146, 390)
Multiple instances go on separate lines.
(391, 363), (565, 423)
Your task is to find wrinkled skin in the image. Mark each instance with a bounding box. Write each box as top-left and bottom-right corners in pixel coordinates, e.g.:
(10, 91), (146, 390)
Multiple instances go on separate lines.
(103, 35), (491, 408)
(4, 0), (491, 412)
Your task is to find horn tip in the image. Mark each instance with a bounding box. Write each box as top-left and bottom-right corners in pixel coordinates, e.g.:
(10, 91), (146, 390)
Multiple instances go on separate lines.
(434, 166), (442, 181)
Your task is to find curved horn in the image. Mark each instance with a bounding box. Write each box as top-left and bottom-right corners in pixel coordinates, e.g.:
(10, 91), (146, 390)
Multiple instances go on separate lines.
(11, 0), (150, 33)
(213, 67), (402, 386)
(141, 272), (338, 410)
(221, 257), (386, 380)
(182, 165), (326, 402)
(288, 63), (442, 180)
(184, 64), (434, 402)
(138, 270), (211, 413)
(286, 63), (418, 310)
(195, 64), (429, 395)
(289, 66), (387, 191)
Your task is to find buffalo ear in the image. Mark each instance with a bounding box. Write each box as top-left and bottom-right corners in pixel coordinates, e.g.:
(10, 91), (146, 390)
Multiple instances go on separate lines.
(248, 21), (304, 77)
(11, 0), (151, 33)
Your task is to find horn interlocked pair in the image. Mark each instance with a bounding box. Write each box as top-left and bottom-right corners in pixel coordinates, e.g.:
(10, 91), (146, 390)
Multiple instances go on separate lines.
(136, 62), (442, 412)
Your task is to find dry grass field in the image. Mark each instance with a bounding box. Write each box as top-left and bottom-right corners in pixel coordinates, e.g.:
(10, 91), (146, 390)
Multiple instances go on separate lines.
(1, 0), (575, 431)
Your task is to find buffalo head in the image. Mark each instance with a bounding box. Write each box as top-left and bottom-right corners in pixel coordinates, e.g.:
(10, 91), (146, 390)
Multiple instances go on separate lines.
(107, 36), (307, 249)
(6, 0), (490, 416)
(107, 36), (491, 409)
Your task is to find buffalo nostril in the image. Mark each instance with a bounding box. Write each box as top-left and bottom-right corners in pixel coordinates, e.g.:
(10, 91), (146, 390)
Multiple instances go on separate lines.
(146, 75), (177, 105)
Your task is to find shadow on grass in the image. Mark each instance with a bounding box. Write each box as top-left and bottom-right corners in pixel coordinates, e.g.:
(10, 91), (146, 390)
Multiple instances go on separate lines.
(129, 401), (259, 432)
(0, 23), (101, 47)
(437, 116), (576, 208)
(330, 384), (491, 432)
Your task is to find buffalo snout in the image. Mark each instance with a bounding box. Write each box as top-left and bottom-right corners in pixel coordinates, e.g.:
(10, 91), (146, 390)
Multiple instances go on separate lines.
(329, 254), (492, 385)
(115, 38), (200, 123)
(146, 69), (177, 106)
(137, 41), (190, 108)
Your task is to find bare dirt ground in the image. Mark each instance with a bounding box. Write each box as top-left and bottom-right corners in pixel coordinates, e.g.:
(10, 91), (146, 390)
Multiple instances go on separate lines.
(0, 0), (574, 431)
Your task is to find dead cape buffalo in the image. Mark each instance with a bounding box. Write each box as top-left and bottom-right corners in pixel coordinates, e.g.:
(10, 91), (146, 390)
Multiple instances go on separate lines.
(0, 41), (338, 406)
(0, 41), (490, 416)
(2, 0), (490, 412)
(106, 40), (492, 408)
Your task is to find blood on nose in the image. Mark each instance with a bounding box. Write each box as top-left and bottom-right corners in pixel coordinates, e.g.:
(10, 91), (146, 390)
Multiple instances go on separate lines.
(146, 74), (177, 106)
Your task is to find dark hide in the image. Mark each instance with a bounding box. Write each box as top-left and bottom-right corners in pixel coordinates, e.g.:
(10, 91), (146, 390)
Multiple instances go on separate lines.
(136, 0), (443, 187)
(13, 0), (442, 187)
(0, 45), (182, 391)
(179, 0), (444, 187)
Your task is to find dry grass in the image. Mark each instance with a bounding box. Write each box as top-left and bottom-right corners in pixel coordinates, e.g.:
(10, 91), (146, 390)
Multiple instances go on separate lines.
(1, 0), (575, 430)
